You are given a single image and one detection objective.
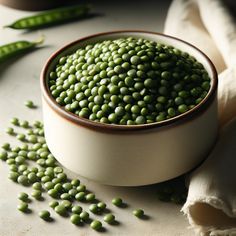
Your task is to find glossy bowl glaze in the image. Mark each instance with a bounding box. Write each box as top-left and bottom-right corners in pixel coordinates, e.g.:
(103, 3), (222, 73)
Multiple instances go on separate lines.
(40, 31), (218, 186)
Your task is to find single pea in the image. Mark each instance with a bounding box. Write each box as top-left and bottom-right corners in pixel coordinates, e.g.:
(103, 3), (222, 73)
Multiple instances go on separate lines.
(61, 200), (72, 209)
(178, 104), (188, 113)
(6, 127), (14, 135)
(9, 171), (19, 182)
(17, 134), (26, 141)
(103, 213), (115, 224)
(89, 204), (99, 214)
(44, 182), (55, 190)
(49, 200), (59, 209)
(62, 182), (73, 191)
(76, 184), (86, 192)
(31, 190), (42, 199)
(48, 189), (58, 198)
(97, 202), (106, 210)
(33, 182), (42, 190)
(112, 197), (123, 207)
(0, 151), (8, 161)
(28, 172), (38, 183)
(85, 193), (95, 202)
(2, 143), (10, 150)
(17, 202), (28, 213)
(79, 211), (89, 221)
(60, 193), (71, 200)
(55, 204), (67, 216)
(75, 192), (86, 201)
(90, 220), (102, 231)
(18, 192), (29, 202)
(68, 188), (77, 197)
(24, 100), (36, 108)
(54, 166), (63, 174)
(133, 209), (144, 218)
(72, 205), (82, 214)
(17, 175), (29, 186)
(39, 210), (50, 221)
(70, 214), (81, 225)
(10, 117), (19, 126)
(20, 120), (29, 128)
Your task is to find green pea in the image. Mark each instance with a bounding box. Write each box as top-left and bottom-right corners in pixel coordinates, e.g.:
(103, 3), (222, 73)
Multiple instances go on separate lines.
(31, 190), (42, 199)
(97, 202), (106, 210)
(62, 182), (73, 191)
(17, 202), (28, 212)
(9, 171), (19, 182)
(33, 182), (42, 190)
(2, 143), (10, 150)
(133, 209), (144, 218)
(10, 117), (19, 126)
(70, 214), (81, 225)
(55, 204), (67, 216)
(48, 189), (58, 198)
(39, 210), (51, 221)
(86, 193), (95, 202)
(90, 220), (102, 231)
(72, 205), (82, 214)
(49, 200), (59, 209)
(6, 127), (14, 135)
(18, 192), (29, 202)
(75, 192), (86, 201)
(112, 197), (123, 207)
(17, 175), (29, 186)
(60, 193), (71, 200)
(104, 213), (115, 224)
(61, 200), (72, 209)
(80, 211), (89, 221)
(0, 151), (8, 161)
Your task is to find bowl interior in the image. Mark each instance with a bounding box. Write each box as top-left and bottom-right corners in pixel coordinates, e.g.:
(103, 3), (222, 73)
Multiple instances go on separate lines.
(42, 31), (217, 130)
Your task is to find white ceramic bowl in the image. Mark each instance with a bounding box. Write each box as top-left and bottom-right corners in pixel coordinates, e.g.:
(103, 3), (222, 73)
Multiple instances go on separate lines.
(40, 31), (218, 186)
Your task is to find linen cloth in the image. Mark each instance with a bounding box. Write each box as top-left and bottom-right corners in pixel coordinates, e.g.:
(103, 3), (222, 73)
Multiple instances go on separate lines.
(164, 0), (236, 235)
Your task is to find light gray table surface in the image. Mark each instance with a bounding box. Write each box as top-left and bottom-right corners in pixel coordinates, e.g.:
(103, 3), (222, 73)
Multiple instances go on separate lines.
(0, 1), (194, 235)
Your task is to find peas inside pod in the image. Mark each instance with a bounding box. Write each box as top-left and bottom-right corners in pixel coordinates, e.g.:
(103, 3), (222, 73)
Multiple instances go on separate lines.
(49, 37), (211, 125)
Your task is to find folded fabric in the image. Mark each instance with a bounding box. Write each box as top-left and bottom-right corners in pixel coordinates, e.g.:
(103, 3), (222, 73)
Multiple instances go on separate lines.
(164, 0), (236, 235)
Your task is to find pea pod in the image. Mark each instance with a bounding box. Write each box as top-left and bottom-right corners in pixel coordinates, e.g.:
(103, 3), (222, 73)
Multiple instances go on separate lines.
(0, 36), (44, 63)
(5, 5), (90, 30)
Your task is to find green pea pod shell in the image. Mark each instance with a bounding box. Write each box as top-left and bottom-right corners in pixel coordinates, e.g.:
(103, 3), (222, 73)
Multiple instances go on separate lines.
(0, 37), (44, 63)
(5, 4), (90, 30)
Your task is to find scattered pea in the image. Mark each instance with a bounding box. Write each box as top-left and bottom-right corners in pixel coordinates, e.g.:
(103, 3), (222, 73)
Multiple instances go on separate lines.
(103, 213), (115, 224)
(133, 209), (144, 218)
(55, 204), (67, 216)
(89, 204), (98, 214)
(90, 220), (102, 231)
(70, 214), (81, 225)
(31, 190), (42, 199)
(61, 200), (72, 209)
(71, 205), (82, 214)
(80, 211), (90, 221)
(85, 193), (95, 202)
(18, 192), (29, 202)
(39, 210), (50, 221)
(112, 197), (123, 207)
(24, 100), (36, 109)
(49, 200), (59, 209)
(17, 202), (28, 212)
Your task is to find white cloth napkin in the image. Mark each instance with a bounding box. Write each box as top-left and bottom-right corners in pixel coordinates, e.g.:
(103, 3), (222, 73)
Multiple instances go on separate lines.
(164, 0), (236, 235)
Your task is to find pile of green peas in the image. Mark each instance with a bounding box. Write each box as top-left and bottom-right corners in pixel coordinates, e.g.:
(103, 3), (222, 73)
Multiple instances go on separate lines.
(49, 37), (211, 125)
(0, 117), (152, 231)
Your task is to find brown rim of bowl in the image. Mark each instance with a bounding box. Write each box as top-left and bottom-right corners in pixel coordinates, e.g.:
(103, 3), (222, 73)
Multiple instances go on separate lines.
(40, 30), (218, 132)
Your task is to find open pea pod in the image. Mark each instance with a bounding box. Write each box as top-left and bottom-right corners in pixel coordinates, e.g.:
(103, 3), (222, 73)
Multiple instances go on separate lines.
(5, 4), (90, 30)
(0, 36), (44, 63)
